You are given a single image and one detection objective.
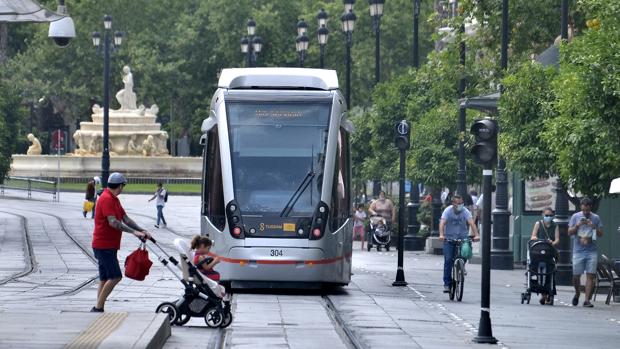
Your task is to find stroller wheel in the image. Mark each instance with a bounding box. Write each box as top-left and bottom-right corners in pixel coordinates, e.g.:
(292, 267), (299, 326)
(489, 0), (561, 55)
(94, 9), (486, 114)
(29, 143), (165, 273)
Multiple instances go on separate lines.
(156, 302), (178, 325)
(204, 307), (224, 328)
(174, 313), (191, 326)
(220, 311), (233, 328)
(386, 244), (390, 252)
(377, 245), (381, 252)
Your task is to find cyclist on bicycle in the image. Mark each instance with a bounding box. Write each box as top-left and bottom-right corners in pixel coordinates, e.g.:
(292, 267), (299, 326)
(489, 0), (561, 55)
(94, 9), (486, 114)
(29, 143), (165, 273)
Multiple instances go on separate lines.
(439, 194), (480, 293)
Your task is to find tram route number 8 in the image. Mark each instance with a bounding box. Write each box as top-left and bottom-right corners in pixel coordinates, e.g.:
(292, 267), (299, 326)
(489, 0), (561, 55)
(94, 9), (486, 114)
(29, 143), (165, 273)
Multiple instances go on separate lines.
(270, 249), (283, 257)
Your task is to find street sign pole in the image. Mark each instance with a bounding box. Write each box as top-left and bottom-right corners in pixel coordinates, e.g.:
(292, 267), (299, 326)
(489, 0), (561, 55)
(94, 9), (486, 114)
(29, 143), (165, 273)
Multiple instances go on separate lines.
(393, 120), (410, 287)
(56, 128), (61, 202)
(473, 168), (497, 344)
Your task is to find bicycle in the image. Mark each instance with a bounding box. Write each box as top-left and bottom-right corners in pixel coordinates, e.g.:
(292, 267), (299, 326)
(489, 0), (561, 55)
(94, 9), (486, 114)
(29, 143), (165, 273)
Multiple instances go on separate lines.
(445, 238), (472, 302)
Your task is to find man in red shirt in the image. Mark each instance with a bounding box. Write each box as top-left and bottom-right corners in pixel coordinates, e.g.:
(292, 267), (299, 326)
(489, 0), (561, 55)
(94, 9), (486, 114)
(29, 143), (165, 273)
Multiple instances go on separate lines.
(91, 172), (151, 312)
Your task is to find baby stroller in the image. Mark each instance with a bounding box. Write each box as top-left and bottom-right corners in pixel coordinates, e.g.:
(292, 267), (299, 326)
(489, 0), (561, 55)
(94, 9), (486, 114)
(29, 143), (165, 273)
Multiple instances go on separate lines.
(521, 239), (557, 305)
(144, 237), (232, 328)
(367, 215), (391, 252)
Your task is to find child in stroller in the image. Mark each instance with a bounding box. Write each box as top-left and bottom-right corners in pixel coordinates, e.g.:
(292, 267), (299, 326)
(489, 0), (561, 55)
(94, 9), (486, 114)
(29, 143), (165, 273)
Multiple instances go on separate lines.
(191, 235), (221, 281)
(147, 236), (232, 328)
(367, 215), (391, 251)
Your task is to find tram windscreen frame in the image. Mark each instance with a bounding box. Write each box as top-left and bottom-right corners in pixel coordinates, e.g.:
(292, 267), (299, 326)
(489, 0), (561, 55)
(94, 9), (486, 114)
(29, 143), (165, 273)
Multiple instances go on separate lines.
(226, 100), (331, 218)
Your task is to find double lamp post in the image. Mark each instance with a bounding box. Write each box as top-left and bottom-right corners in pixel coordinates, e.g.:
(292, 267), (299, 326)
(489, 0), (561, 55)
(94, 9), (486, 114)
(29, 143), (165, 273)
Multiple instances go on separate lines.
(240, 18), (263, 67)
(91, 15), (123, 188)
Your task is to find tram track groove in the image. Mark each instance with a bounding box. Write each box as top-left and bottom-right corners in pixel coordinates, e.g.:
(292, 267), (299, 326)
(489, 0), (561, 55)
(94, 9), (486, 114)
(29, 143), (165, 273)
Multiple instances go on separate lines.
(0, 211), (36, 286)
(1, 208), (99, 297)
(323, 295), (363, 349)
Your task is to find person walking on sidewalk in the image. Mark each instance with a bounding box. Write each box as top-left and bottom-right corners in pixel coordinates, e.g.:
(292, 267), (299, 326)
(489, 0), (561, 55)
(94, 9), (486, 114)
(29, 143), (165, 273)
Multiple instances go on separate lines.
(530, 207), (560, 304)
(91, 172), (151, 312)
(439, 194), (480, 293)
(148, 182), (167, 228)
(84, 178), (97, 218)
(568, 197), (603, 307)
(353, 204), (367, 250)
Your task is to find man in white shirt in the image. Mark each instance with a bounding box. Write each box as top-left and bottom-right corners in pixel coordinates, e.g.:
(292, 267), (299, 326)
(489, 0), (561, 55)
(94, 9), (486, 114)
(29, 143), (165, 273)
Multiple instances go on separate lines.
(148, 182), (167, 228)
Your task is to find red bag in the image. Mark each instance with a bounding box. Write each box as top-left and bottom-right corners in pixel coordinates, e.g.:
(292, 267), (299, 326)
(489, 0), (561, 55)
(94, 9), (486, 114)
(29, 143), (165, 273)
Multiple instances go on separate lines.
(124, 244), (153, 281)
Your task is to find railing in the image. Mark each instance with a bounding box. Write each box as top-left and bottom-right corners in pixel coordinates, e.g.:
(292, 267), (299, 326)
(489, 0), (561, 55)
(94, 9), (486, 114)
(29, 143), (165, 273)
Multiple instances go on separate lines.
(0, 176), (58, 201)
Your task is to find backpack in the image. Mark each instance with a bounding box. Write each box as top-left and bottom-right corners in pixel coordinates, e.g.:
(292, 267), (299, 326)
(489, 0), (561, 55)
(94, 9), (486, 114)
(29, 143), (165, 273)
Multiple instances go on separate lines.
(163, 188), (168, 202)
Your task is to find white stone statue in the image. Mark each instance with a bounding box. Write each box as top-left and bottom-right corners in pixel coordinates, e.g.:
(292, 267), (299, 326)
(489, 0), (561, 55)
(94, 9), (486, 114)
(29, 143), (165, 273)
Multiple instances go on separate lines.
(127, 134), (142, 155)
(115, 66), (137, 110)
(142, 135), (156, 156)
(26, 133), (42, 155)
(73, 130), (88, 155)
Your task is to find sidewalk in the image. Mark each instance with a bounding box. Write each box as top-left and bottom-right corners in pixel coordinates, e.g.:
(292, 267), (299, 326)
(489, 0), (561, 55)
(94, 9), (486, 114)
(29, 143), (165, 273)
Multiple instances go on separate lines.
(332, 244), (620, 348)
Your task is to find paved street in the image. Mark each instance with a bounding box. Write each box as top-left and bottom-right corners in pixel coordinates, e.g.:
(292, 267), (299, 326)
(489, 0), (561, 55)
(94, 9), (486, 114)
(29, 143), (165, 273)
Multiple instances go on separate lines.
(0, 190), (619, 348)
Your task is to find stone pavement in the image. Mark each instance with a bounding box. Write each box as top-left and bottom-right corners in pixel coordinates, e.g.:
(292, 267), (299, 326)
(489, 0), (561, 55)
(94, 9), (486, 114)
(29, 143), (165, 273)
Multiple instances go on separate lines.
(1, 190), (619, 348)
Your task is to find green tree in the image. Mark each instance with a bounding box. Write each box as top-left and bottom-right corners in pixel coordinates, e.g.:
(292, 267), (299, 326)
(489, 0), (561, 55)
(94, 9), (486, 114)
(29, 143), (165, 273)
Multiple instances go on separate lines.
(0, 80), (25, 182)
(541, 0), (620, 198)
(499, 62), (558, 178)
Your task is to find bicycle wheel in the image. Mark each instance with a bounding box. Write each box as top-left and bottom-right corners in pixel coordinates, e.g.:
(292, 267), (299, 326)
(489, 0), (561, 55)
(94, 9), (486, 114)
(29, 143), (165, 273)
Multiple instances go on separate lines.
(455, 259), (465, 302)
(449, 263), (456, 301)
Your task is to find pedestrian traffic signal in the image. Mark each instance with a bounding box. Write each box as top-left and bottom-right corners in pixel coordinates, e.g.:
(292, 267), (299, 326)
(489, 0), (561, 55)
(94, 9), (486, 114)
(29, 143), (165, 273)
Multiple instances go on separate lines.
(470, 118), (498, 168)
(394, 120), (410, 151)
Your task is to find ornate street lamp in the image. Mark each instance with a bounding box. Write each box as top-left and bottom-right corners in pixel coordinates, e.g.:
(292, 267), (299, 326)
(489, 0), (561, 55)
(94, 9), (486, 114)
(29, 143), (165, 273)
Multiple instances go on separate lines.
(369, 0), (385, 84)
(317, 24), (329, 69)
(317, 8), (328, 27)
(341, 9), (356, 109)
(296, 18), (308, 36)
(344, 0), (356, 13)
(241, 18), (262, 67)
(92, 15), (123, 187)
(296, 33), (309, 67)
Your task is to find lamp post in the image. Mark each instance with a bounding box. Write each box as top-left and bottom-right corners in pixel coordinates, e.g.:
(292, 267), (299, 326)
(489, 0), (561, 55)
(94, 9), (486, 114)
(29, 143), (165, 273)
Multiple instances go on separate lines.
(369, 0), (384, 84)
(92, 15), (122, 188)
(554, 0), (572, 286)
(413, 0), (420, 68)
(296, 19), (309, 67)
(317, 9), (329, 69)
(491, 0), (514, 270)
(296, 33), (309, 67)
(341, 9), (357, 109)
(241, 18), (262, 67)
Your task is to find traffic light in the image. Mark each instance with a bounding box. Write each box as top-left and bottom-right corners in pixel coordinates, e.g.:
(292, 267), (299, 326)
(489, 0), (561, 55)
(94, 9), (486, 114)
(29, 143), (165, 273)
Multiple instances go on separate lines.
(470, 118), (498, 168)
(394, 120), (410, 150)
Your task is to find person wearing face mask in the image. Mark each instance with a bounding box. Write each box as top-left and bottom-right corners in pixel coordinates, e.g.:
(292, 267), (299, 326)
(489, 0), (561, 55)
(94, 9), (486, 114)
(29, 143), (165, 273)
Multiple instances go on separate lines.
(439, 195), (480, 293)
(530, 207), (560, 245)
(530, 207), (560, 304)
(568, 197), (603, 307)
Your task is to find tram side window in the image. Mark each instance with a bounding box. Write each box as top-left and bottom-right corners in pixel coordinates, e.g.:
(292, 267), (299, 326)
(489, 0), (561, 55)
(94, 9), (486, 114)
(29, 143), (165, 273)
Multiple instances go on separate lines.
(205, 128), (226, 231)
(331, 128), (351, 231)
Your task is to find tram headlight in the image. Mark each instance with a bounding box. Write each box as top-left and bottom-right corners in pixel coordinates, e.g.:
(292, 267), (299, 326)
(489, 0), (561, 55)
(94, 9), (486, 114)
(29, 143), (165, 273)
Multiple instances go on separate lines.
(229, 204), (237, 212)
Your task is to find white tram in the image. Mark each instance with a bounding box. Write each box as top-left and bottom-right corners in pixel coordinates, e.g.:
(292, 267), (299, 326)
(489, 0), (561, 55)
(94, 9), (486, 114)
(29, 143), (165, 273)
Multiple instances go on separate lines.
(199, 68), (353, 288)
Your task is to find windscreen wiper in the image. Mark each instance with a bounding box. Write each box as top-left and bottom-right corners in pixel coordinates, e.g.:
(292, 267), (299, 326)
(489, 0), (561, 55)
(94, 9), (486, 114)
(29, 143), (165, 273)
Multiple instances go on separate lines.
(280, 170), (315, 218)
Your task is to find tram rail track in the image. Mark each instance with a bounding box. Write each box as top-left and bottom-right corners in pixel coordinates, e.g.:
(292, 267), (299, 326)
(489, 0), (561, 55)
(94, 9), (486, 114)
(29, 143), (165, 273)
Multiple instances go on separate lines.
(0, 211), (36, 286)
(323, 294), (363, 349)
(1, 208), (99, 298)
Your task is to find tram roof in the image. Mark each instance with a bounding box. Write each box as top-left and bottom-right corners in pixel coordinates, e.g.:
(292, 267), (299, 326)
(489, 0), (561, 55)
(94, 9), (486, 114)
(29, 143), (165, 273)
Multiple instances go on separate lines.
(218, 68), (339, 91)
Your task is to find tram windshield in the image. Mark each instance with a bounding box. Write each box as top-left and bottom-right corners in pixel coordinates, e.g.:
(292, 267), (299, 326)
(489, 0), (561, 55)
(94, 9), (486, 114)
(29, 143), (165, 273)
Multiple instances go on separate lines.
(227, 101), (331, 217)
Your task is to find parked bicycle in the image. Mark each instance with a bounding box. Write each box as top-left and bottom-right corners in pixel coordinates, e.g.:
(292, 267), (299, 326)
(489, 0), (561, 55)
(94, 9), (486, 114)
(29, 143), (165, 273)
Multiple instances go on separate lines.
(445, 238), (472, 302)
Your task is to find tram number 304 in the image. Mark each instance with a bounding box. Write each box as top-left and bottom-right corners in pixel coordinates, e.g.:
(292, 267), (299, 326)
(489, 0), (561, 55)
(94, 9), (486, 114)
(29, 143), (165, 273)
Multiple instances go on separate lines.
(270, 249), (284, 257)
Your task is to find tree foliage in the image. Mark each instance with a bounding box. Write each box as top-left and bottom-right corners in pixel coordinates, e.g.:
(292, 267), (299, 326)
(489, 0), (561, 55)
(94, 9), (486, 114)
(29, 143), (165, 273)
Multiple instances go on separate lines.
(499, 62), (558, 178)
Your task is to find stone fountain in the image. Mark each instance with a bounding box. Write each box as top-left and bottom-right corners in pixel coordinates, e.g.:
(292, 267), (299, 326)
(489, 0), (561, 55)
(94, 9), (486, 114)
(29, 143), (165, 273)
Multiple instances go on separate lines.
(10, 66), (201, 179)
(73, 66), (169, 157)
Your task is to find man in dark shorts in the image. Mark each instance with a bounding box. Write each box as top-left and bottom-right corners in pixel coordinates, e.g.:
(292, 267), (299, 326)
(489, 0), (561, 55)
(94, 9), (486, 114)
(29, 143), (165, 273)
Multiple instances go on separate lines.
(91, 172), (151, 312)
